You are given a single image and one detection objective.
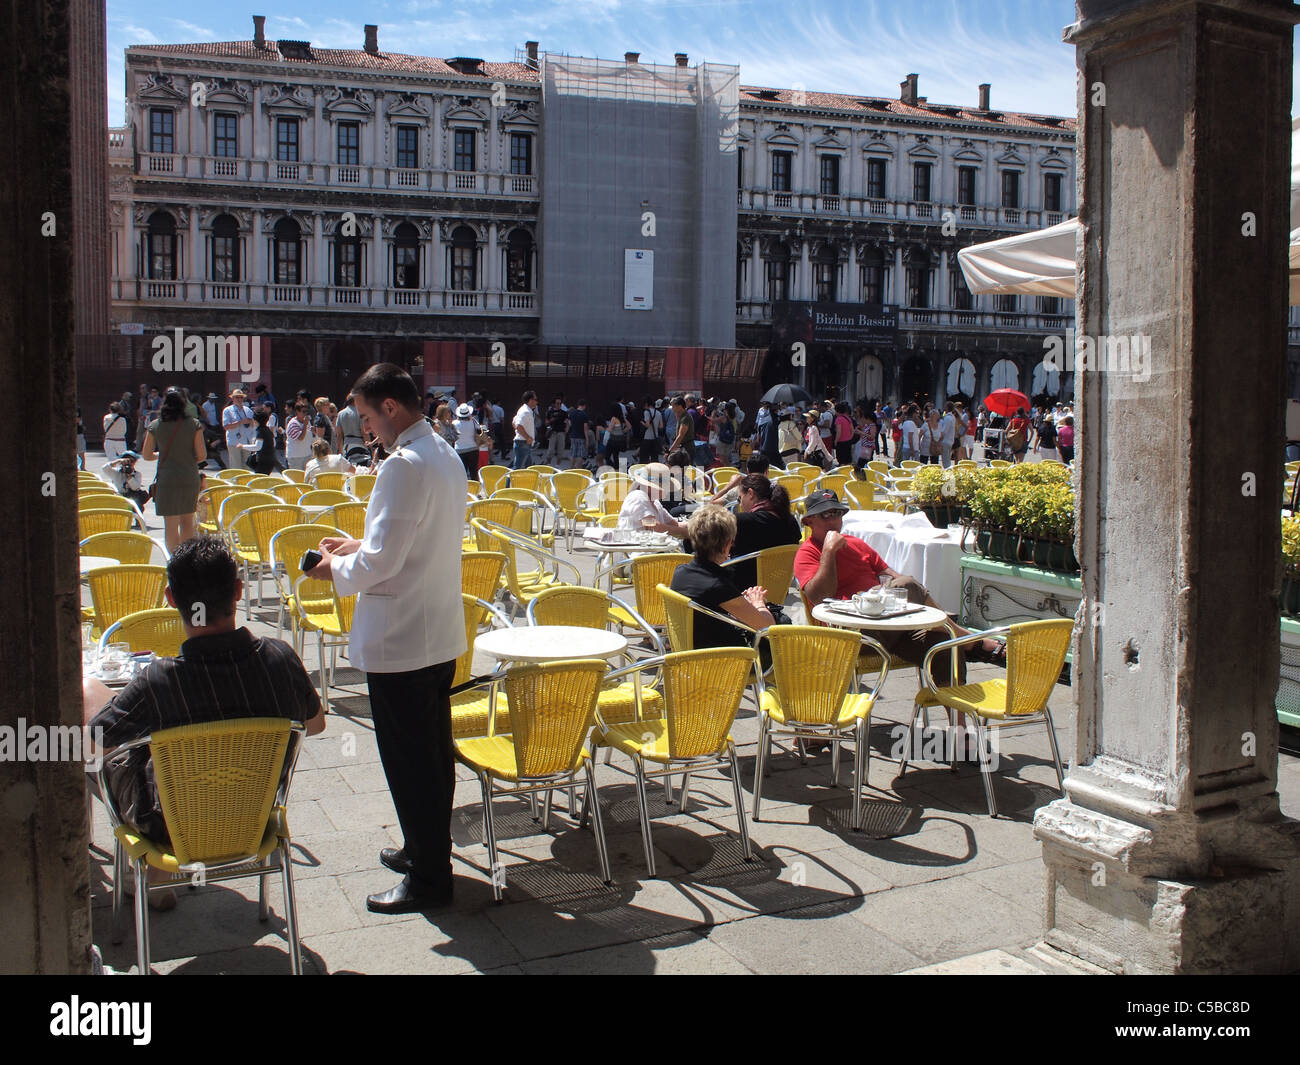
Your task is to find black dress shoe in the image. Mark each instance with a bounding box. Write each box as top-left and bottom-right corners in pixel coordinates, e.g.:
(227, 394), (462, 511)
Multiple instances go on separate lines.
(380, 847), (411, 875)
(366, 875), (453, 914)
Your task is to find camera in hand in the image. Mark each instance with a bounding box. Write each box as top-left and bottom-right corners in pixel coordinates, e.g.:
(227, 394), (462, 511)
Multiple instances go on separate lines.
(301, 549), (323, 573)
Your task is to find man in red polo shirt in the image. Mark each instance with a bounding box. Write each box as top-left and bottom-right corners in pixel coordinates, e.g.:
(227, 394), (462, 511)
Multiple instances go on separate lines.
(795, 490), (1000, 684)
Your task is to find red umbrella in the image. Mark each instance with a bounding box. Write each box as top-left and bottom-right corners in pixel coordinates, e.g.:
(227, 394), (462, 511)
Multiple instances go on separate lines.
(984, 388), (1030, 418)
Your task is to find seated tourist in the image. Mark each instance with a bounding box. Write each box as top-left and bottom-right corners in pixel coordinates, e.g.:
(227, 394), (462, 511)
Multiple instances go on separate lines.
(794, 490), (1001, 685)
(670, 505), (773, 652)
(709, 454), (773, 507)
(618, 461), (689, 537)
(84, 537), (325, 908)
(725, 475), (802, 591)
(304, 438), (354, 483)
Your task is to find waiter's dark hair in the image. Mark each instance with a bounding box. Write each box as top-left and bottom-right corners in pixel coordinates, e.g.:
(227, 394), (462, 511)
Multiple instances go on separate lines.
(351, 363), (420, 411)
(168, 537), (239, 621)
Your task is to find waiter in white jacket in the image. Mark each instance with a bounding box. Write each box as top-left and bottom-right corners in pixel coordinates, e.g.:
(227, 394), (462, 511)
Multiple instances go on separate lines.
(307, 364), (467, 913)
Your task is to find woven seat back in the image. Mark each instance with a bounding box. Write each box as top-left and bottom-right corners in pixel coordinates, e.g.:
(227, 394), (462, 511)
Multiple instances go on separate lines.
(505, 659), (607, 777)
(766, 626), (860, 725)
(462, 551), (507, 604)
(1005, 619), (1073, 715)
(630, 555), (692, 627)
(89, 565), (167, 632)
(111, 607), (187, 657)
(663, 648), (755, 758)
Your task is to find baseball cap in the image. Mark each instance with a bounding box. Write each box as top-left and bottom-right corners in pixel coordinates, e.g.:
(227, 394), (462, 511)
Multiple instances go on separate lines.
(802, 489), (849, 520)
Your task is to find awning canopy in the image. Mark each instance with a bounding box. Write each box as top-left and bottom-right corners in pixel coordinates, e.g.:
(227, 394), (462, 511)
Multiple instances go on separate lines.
(960, 117), (1300, 303)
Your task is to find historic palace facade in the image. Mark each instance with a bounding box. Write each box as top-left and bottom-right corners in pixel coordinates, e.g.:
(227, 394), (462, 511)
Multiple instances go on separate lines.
(104, 19), (1080, 413)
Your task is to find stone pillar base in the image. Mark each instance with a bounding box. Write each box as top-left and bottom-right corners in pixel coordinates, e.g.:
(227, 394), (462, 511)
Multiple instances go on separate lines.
(1036, 797), (1300, 974)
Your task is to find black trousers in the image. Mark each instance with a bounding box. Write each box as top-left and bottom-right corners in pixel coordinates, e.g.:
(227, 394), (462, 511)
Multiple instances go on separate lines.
(366, 660), (456, 891)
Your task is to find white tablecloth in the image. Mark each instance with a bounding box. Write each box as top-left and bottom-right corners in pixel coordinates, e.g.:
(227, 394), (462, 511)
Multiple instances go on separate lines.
(840, 510), (965, 612)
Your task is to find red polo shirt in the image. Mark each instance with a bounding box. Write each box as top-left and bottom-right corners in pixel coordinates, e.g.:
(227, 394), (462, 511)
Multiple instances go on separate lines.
(794, 535), (888, 599)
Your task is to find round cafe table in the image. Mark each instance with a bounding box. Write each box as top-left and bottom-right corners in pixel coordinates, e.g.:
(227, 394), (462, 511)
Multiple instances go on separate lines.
(810, 601), (952, 632)
(80, 555), (117, 575)
(475, 625), (628, 665)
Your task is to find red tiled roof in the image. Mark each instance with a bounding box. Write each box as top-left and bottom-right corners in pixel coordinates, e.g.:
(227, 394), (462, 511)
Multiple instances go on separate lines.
(128, 40), (539, 81)
(736, 84), (1076, 130)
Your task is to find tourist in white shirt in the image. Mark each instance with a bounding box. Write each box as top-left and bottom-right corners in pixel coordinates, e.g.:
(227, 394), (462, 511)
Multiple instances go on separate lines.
(304, 439), (354, 483)
(618, 462), (688, 538)
(307, 363), (467, 915)
(512, 389), (538, 470)
(285, 402), (314, 470)
(221, 389), (256, 470)
(102, 401), (129, 462)
(938, 403), (958, 468)
(452, 402), (483, 481)
(900, 406), (920, 463)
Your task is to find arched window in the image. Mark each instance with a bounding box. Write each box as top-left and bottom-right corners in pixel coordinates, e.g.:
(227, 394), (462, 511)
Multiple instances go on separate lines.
(393, 222), (419, 289)
(334, 232), (362, 287)
(506, 229), (533, 292)
(147, 211), (176, 280)
(1031, 359), (1060, 398)
(450, 226), (477, 291)
(766, 240), (791, 303)
(211, 213), (239, 282)
(991, 358), (1020, 392)
(814, 244), (838, 302)
(946, 357), (976, 398)
(273, 217), (301, 285)
(856, 354), (884, 403)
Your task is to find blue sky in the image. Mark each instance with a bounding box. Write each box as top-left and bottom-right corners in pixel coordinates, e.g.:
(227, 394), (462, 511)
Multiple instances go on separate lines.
(106, 0), (1096, 124)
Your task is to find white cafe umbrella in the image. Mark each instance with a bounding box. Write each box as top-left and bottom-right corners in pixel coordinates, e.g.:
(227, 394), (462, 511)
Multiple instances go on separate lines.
(960, 116), (1300, 302)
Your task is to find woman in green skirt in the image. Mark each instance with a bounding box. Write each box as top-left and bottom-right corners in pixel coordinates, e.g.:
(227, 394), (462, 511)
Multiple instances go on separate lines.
(142, 391), (206, 553)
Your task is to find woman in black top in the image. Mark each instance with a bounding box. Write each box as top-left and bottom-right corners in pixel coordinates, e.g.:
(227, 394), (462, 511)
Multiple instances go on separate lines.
(727, 475), (801, 592)
(249, 407), (280, 474)
(670, 505), (773, 652)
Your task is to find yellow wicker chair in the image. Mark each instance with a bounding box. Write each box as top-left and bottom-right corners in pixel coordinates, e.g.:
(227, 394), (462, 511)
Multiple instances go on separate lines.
(888, 477), (913, 513)
(282, 468), (307, 484)
(989, 459), (1012, 469)
(86, 564), (168, 638)
(228, 504), (305, 619)
(772, 474), (808, 504)
(505, 468), (542, 493)
(593, 646), (757, 876)
(470, 519), (580, 620)
(79, 493), (146, 530)
(903, 619), (1072, 817)
(527, 586), (666, 730)
(462, 550), (508, 604)
(468, 499), (522, 548)
(79, 508), (135, 540)
(455, 658), (613, 901)
(99, 607), (187, 658)
(102, 718), (305, 974)
(244, 476), (284, 491)
(722, 543), (800, 606)
(752, 625), (889, 831)
(479, 464), (510, 496)
(298, 489), (351, 508)
(492, 487), (558, 546)
(312, 472), (349, 492)
(271, 482), (309, 504)
(291, 574), (356, 714)
(79, 484), (118, 498)
(328, 501), (368, 540)
(591, 552), (692, 626)
(550, 470), (597, 549)
(80, 531), (159, 565)
(900, 460), (923, 470)
(268, 523), (343, 649)
(348, 473), (377, 501)
(818, 473), (850, 499)
(450, 593), (514, 740)
(225, 470), (258, 484)
(215, 491), (278, 549)
(797, 586), (917, 681)
(659, 583), (763, 655)
(711, 466), (741, 489)
(197, 483), (240, 535)
(528, 463), (560, 476)
(844, 480), (888, 510)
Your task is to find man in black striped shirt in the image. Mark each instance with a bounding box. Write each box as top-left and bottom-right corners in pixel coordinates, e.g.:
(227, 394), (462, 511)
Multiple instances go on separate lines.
(85, 538), (324, 850)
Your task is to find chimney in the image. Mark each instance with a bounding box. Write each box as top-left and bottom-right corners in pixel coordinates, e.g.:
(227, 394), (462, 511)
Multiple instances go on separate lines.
(978, 82), (990, 110)
(526, 40), (539, 69)
(674, 52), (688, 67)
(253, 14), (266, 49)
(625, 52), (639, 64)
(899, 73), (918, 106)
(364, 24), (378, 55)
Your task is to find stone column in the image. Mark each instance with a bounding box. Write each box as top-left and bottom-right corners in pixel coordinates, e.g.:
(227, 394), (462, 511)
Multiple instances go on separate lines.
(1033, 0), (1300, 974)
(892, 245), (905, 306)
(798, 241), (811, 302)
(312, 213), (326, 289)
(430, 223), (443, 295)
(486, 222), (499, 300)
(189, 208), (202, 287)
(0, 0), (95, 974)
(371, 217), (384, 293)
(750, 240), (762, 305)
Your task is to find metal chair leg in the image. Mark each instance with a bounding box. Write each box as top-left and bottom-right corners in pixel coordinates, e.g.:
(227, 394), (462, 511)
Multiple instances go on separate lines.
(111, 841), (126, 944)
(975, 719), (999, 817)
(258, 856), (270, 921)
(679, 771), (692, 813)
(752, 714), (770, 823)
(481, 775), (503, 901)
(317, 631), (330, 715)
(133, 858), (151, 975)
(898, 703), (924, 775)
(830, 735), (842, 788)
(584, 761), (613, 885)
(542, 789), (554, 830)
(280, 840), (303, 975)
(633, 757), (657, 877)
(852, 718), (868, 831)
(729, 744), (754, 862)
(1043, 708), (1065, 792)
